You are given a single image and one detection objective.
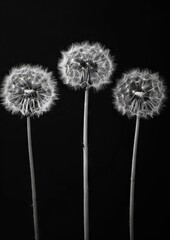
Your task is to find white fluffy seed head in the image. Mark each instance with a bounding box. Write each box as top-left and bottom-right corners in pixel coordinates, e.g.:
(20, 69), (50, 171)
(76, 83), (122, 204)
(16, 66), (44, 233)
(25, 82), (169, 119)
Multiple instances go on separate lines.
(1, 64), (58, 117)
(113, 69), (167, 119)
(58, 41), (116, 91)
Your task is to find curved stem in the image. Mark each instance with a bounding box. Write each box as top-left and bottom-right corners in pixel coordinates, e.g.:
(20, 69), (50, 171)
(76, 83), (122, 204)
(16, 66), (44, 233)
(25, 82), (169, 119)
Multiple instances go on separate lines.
(129, 115), (140, 240)
(83, 88), (89, 240)
(27, 116), (39, 240)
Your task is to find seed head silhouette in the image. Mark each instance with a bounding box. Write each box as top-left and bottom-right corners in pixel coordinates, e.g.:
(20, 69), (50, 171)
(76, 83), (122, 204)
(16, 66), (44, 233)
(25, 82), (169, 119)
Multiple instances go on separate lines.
(113, 69), (166, 118)
(1, 65), (57, 117)
(58, 41), (115, 90)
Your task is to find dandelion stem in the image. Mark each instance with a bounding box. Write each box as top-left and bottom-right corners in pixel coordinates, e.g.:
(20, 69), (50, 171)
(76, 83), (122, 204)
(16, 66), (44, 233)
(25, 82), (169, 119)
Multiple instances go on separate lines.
(27, 116), (39, 240)
(129, 115), (140, 240)
(83, 87), (89, 240)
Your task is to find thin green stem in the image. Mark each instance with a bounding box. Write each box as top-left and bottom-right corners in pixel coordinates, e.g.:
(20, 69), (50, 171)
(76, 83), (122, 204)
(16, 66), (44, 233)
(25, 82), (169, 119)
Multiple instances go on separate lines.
(83, 88), (89, 240)
(129, 115), (140, 240)
(27, 116), (39, 240)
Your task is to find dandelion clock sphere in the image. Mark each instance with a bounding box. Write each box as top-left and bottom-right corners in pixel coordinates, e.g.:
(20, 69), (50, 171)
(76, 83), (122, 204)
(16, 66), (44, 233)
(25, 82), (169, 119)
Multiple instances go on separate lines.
(1, 65), (57, 117)
(58, 41), (115, 90)
(113, 69), (166, 118)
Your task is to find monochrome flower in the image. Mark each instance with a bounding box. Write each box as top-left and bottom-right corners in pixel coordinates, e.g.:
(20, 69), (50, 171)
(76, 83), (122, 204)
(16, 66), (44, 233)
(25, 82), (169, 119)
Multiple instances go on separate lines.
(58, 41), (115, 90)
(1, 65), (57, 117)
(113, 69), (166, 118)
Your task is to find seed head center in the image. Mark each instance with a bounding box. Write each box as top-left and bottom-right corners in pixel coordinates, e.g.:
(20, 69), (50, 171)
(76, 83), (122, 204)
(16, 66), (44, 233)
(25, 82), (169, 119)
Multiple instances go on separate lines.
(133, 91), (145, 97)
(24, 89), (35, 94)
(79, 60), (97, 70)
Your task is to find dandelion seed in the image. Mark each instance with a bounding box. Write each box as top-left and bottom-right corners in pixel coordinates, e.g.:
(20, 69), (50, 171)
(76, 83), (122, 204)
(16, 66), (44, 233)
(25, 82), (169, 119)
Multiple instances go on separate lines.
(113, 69), (166, 118)
(1, 64), (57, 117)
(58, 41), (115, 90)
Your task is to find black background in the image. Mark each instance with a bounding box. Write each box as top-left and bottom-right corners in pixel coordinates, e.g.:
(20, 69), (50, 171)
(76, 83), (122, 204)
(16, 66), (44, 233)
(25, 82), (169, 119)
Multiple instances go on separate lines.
(0, 1), (169, 239)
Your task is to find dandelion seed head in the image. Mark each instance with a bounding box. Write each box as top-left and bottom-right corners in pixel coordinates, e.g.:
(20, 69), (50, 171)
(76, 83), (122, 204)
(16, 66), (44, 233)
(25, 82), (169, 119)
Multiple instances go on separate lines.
(1, 65), (58, 117)
(113, 69), (166, 119)
(58, 41), (115, 90)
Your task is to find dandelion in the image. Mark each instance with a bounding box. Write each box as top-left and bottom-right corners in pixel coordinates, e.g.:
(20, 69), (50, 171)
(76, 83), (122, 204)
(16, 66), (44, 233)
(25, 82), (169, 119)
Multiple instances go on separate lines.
(113, 69), (166, 240)
(58, 41), (115, 240)
(58, 41), (115, 90)
(113, 68), (166, 119)
(1, 64), (57, 117)
(1, 64), (58, 240)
